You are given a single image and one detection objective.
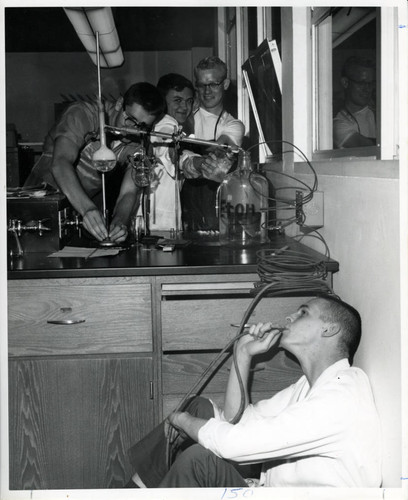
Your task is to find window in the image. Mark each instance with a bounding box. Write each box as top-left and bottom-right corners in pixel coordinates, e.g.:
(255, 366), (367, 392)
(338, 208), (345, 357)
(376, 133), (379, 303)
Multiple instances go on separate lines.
(310, 6), (399, 161)
(223, 6), (401, 167)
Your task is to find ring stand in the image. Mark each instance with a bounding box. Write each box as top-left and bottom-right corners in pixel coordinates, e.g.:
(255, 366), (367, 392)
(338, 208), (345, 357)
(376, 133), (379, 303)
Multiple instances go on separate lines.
(97, 170), (117, 247)
(93, 32), (117, 248)
(99, 239), (117, 247)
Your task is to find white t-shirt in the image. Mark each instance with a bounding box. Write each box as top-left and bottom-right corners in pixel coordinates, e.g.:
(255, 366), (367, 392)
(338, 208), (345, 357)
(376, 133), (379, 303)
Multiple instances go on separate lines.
(198, 359), (382, 487)
(333, 106), (376, 148)
(193, 107), (245, 144)
(179, 107), (245, 176)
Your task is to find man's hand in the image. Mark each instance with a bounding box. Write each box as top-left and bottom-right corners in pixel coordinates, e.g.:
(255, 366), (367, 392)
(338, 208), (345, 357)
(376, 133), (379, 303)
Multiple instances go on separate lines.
(165, 412), (189, 446)
(108, 222), (128, 243)
(167, 412), (188, 435)
(197, 152), (233, 183)
(223, 322), (281, 422)
(166, 411), (207, 443)
(82, 208), (108, 241)
(237, 322), (282, 358)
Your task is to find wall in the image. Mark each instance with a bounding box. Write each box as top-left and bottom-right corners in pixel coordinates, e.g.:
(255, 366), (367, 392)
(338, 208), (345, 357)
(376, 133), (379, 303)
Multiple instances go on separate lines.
(5, 49), (211, 143)
(278, 6), (403, 489)
(269, 162), (401, 488)
(306, 169), (400, 488)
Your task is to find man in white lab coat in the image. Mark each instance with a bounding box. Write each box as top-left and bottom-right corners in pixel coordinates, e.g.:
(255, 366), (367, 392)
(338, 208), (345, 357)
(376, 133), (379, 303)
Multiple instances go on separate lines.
(126, 295), (382, 488)
(180, 56), (245, 231)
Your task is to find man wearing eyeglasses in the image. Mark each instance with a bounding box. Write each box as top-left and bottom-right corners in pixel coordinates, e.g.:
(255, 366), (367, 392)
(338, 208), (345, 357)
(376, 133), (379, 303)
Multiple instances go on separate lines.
(24, 82), (165, 242)
(180, 56), (245, 232)
(124, 295), (381, 489)
(333, 56), (376, 149)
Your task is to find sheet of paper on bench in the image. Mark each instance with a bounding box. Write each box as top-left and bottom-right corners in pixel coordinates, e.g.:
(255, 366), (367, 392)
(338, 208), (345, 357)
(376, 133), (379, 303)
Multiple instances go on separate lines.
(48, 246), (120, 258)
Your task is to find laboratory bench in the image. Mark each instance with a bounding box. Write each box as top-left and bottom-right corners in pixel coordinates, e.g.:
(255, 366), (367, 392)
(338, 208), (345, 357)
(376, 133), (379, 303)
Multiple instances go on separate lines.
(7, 233), (338, 490)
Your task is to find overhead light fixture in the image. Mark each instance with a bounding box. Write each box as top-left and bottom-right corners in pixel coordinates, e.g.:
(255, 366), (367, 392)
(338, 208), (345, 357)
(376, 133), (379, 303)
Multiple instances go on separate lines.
(64, 7), (124, 68)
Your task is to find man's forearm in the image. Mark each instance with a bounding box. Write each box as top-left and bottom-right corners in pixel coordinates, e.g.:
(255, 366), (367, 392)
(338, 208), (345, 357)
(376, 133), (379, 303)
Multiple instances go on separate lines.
(111, 190), (141, 227)
(223, 349), (252, 422)
(180, 153), (203, 179)
(343, 132), (376, 148)
(223, 325), (282, 422)
(169, 412), (208, 442)
(111, 170), (142, 226)
(52, 160), (96, 216)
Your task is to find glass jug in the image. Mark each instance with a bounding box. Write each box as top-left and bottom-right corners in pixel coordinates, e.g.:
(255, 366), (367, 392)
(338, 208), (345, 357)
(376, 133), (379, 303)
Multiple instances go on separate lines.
(218, 150), (269, 246)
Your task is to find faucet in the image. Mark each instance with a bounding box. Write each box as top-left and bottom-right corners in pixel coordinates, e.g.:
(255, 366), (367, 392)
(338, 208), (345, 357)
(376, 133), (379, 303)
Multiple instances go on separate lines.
(8, 218), (51, 256)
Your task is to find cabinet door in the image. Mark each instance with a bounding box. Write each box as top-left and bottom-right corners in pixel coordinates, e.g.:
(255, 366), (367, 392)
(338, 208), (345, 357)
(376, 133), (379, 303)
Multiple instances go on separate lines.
(9, 356), (154, 490)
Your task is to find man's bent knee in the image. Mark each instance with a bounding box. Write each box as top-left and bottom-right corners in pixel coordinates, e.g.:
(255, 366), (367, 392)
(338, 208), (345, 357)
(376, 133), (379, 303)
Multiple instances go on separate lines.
(160, 444), (246, 488)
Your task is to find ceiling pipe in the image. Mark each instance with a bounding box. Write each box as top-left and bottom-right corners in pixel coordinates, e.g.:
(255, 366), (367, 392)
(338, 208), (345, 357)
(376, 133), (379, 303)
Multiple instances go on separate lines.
(64, 7), (124, 68)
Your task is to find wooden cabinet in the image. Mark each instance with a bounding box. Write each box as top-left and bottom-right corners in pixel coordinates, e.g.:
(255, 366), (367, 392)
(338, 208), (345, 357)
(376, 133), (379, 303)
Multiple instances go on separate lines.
(8, 272), (324, 489)
(9, 356), (153, 489)
(8, 277), (155, 490)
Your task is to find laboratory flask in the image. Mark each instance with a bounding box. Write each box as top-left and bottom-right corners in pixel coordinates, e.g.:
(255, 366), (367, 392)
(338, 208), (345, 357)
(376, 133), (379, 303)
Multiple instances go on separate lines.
(218, 150), (269, 246)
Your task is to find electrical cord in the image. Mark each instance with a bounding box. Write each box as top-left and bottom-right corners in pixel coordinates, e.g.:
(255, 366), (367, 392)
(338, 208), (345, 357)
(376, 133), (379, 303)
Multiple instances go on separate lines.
(248, 140), (319, 193)
(293, 231), (331, 261)
(165, 281), (275, 467)
(165, 139), (332, 468)
(165, 248), (334, 467)
(165, 328), (249, 467)
(243, 140), (319, 231)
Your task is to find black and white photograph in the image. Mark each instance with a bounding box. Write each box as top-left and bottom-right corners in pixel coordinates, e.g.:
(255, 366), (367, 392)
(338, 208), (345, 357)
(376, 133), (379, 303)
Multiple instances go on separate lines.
(0, 2), (407, 499)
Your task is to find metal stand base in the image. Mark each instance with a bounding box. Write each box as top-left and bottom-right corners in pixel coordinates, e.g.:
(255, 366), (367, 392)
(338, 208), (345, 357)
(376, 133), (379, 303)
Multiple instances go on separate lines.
(98, 239), (117, 247)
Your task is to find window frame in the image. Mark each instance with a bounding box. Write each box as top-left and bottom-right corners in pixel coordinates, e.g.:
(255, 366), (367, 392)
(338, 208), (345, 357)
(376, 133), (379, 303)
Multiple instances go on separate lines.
(307, 6), (399, 163)
(221, 6), (403, 177)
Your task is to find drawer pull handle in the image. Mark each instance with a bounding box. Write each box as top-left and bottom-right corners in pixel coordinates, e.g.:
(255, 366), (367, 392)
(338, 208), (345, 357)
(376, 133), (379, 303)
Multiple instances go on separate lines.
(47, 319), (86, 325)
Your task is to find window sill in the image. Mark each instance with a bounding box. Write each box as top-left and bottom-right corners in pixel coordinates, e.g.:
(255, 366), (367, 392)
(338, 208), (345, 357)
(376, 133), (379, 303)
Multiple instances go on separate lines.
(312, 145), (380, 161)
(294, 156), (399, 179)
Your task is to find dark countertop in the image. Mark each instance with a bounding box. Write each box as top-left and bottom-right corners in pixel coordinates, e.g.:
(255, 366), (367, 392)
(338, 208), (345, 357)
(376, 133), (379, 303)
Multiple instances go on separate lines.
(7, 233), (339, 280)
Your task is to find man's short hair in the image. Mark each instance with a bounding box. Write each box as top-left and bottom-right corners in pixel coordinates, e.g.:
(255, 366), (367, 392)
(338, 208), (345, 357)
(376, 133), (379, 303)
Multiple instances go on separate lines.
(123, 82), (165, 117)
(194, 56), (228, 81)
(317, 294), (362, 364)
(157, 73), (194, 98)
(341, 56), (376, 79)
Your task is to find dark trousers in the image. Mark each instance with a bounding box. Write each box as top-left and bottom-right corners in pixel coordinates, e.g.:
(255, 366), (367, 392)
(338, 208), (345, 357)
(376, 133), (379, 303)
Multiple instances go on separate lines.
(181, 179), (220, 231)
(127, 397), (248, 488)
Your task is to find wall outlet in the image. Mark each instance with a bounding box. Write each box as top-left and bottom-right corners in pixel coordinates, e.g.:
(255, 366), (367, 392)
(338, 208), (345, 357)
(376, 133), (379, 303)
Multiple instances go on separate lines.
(296, 190), (324, 230)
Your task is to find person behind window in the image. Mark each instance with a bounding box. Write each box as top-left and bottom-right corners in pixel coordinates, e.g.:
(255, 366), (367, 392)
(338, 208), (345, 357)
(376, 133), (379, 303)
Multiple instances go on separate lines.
(333, 56), (376, 149)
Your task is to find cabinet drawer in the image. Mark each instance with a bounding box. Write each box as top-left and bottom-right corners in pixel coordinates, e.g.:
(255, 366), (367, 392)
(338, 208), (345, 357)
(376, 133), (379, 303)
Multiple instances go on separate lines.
(161, 296), (307, 350)
(162, 350), (302, 396)
(8, 278), (153, 356)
